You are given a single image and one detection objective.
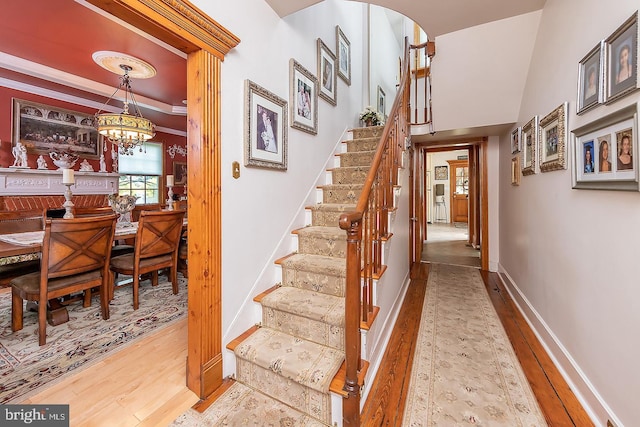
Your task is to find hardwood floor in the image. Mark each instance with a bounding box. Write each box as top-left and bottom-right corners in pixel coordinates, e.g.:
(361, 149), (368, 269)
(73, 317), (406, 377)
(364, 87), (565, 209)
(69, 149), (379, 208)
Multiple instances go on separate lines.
(22, 317), (198, 427)
(361, 262), (593, 426)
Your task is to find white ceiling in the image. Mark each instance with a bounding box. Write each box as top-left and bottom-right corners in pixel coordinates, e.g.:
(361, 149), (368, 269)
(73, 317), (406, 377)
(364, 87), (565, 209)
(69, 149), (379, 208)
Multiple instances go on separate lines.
(264, 0), (547, 38)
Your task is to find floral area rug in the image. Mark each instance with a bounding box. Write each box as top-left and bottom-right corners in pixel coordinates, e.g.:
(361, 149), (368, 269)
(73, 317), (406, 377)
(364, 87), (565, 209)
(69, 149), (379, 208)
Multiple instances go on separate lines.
(0, 275), (188, 403)
(402, 263), (547, 426)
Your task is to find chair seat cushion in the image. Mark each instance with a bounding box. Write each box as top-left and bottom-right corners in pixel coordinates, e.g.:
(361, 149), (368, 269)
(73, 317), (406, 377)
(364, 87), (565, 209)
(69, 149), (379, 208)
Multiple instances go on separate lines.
(110, 253), (173, 273)
(10, 269), (103, 300)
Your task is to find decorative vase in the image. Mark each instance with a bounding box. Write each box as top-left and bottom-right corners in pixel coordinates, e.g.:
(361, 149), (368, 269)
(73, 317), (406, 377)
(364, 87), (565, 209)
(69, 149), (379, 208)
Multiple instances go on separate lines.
(49, 151), (79, 170)
(365, 119), (373, 127)
(108, 194), (138, 227)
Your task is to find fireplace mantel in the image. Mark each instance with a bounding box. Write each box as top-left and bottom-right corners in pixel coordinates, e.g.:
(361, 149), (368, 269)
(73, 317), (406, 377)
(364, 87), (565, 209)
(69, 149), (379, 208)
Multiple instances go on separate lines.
(0, 168), (120, 196)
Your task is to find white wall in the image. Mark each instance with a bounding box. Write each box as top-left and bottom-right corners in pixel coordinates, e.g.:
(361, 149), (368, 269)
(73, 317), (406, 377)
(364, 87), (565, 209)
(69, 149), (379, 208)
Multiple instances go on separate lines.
(431, 11), (541, 132)
(498, 1), (640, 425)
(190, 0), (368, 374)
(369, 5), (405, 117)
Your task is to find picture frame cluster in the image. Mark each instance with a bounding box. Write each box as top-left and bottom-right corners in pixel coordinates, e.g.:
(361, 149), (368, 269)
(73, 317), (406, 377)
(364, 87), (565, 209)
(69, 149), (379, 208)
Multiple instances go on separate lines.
(243, 25), (352, 170)
(515, 11), (640, 192)
(571, 11), (639, 191)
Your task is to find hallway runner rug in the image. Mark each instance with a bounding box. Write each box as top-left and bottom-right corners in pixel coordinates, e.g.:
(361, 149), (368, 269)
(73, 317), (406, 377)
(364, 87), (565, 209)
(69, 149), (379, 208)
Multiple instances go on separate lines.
(402, 263), (547, 426)
(0, 276), (188, 403)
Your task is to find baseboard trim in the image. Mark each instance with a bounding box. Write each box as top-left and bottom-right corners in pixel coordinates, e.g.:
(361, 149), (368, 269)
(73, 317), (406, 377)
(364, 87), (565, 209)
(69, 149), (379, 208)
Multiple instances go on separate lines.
(497, 265), (620, 427)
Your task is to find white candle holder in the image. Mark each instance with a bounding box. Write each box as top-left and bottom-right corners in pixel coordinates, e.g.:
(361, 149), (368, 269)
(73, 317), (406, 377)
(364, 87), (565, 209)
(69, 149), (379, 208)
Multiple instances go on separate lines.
(167, 186), (174, 210)
(63, 184), (74, 219)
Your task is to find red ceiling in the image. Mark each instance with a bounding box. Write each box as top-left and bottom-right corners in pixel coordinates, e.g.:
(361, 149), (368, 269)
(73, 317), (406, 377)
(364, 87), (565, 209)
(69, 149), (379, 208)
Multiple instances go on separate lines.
(0, 0), (187, 132)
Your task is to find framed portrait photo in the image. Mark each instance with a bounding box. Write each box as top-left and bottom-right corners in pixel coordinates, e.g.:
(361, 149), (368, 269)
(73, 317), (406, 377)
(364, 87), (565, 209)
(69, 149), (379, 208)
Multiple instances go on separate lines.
(510, 127), (521, 154)
(538, 102), (568, 172)
(244, 79), (288, 170)
(317, 38), (337, 106)
(336, 25), (351, 86)
(12, 98), (102, 159)
(289, 59), (318, 134)
(521, 116), (538, 176)
(605, 11), (639, 104)
(577, 41), (603, 114)
(571, 103), (638, 190)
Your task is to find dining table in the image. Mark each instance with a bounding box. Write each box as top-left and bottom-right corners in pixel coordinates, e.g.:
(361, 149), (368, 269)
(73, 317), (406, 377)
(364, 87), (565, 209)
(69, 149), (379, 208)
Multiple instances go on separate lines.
(0, 218), (187, 325)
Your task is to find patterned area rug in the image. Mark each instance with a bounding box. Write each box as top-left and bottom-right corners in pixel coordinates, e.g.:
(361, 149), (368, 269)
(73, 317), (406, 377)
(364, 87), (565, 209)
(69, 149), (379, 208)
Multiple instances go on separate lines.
(0, 276), (188, 403)
(402, 263), (547, 426)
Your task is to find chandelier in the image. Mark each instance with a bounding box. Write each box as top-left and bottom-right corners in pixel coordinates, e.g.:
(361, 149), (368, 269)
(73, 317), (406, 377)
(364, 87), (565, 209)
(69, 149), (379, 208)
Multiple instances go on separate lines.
(94, 63), (155, 155)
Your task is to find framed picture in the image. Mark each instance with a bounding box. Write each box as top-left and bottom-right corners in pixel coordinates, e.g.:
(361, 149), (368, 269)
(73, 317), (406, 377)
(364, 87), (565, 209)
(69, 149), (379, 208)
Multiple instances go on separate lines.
(538, 102), (568, 172)
(577, 41), (603, 114)
(434, 165), (448, 180)
(317, 38), (337, 106)
(605, 11), (638, 104)
(12, 98), (102, 159)
(522, 116), (538, 176)
(289, 59), (318, 134)
(173, 161), (187, 185)
(571, 103), (638, 190)
(511, 157), (521, 186)
(377, 85), (386, 117)
(336, 25), (351, 86)
(244, 79), (288, 170)
(510, 127), (521, 154)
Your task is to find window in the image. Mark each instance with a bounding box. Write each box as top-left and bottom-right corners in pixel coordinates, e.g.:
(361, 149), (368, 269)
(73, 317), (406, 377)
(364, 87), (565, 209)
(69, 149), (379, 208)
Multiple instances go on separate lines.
(117, 142), (163, 204)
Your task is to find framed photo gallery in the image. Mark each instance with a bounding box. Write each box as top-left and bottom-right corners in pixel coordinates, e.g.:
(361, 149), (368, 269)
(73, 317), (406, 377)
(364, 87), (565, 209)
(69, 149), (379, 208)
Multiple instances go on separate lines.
(243, 26), (350, 170)
(570, 11), (640, 191)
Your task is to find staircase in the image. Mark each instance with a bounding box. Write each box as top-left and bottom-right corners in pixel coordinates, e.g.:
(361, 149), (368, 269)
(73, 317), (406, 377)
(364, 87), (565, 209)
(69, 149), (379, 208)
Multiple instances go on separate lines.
(218, 126), (384, 425)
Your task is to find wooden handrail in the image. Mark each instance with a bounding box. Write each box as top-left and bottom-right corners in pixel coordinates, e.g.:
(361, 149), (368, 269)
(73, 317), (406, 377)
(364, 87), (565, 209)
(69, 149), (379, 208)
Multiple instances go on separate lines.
(339, 37), (412, 426)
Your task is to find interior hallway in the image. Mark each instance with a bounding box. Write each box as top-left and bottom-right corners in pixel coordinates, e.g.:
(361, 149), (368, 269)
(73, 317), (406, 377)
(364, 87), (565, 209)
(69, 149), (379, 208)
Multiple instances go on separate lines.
(422, 222), (481, 268)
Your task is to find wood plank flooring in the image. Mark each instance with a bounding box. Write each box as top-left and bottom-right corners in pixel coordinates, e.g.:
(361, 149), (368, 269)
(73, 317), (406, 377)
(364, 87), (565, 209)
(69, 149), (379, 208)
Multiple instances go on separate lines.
(22, 318), (198, 427)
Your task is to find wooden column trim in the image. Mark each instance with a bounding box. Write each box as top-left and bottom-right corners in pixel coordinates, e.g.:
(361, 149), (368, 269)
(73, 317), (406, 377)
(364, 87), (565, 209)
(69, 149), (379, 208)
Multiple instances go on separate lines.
(480, 139), (489, 271)
(186, 49), (223, 397)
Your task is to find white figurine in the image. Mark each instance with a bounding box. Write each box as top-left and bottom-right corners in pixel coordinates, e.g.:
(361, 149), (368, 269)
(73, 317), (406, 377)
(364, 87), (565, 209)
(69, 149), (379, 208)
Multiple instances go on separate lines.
(99, 153), (107, 172)
(11, 142), (29, 168)
(111, 146), (118, 173)
(79, 159), (94, 172)
(37, 155), (48, 169)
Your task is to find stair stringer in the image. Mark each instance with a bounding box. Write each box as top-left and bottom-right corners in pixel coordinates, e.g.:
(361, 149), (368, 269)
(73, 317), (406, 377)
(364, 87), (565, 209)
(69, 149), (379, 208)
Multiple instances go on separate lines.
(221, 127), (351, 377)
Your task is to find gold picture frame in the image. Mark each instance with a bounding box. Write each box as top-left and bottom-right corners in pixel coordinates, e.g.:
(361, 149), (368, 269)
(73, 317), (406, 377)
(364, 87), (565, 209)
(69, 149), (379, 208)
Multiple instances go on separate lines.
(539, 102), (568, 172)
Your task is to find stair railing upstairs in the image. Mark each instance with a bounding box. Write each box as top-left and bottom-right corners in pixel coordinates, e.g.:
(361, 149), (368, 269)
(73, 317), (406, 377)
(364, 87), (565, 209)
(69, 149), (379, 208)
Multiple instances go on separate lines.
(338, 38), (411, 426)
(409, 40), (435, 131)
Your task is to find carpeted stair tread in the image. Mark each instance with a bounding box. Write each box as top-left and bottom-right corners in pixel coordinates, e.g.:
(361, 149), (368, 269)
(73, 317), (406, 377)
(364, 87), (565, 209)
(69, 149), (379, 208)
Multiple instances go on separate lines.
(295, 226), (345, 240)
(280, 253), (346, 297)
(171, 382), (330, 426)
(234, 327), (344, 393)
(262, 287), (344, 327)
(345, 137), (379, 152)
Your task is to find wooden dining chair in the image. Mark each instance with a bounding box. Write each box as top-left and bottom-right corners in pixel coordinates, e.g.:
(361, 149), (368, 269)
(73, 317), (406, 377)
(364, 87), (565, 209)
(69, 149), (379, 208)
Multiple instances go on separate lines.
(0, 209), (45, 288)
(109, 210), (185, 310)
(10, 214), (117, 346)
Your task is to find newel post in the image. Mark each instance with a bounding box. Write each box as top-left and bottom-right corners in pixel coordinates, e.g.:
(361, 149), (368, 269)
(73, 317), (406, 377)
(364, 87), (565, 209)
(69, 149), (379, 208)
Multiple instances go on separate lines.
(341, 214), (362, 426)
